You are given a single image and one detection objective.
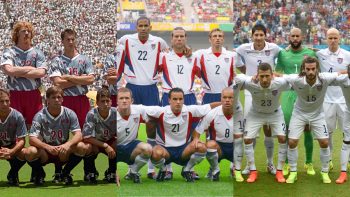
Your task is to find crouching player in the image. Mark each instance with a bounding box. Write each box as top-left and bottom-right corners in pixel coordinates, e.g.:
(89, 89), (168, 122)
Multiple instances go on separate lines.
(75, 87), (117, 183)
(0, 89), (27, 186)
(192, 88), (236, 181)
(148, 88), (220, 182)
(117, 87), (152, 183)
(25, 86), (83, 185)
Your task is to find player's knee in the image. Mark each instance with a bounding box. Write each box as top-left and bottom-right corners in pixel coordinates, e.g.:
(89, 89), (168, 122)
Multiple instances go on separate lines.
(75, 142), (88, 155)
(206, 140), (218, 149)
(151, 147), (163, 161)
(288, 139), (298, 148)
(25, 146), (39, 160)
(244, 138), (253, 145)
(319, 139), (329, 148)
(140, 143), (152, 156)
(196, 142), (207, 153)
(277, 135), (286, 143)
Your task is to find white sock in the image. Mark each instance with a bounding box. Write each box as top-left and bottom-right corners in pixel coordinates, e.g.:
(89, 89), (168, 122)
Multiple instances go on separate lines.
(277, 143), (287, 170)
(184, 152), (206, 171)
(130, 154), (149, 173)
(206, 149), (220, 174)
(264, 136), (274, 165)
(340, 143), (350, 172)
(166, 163), (173, 172)
(288, 147), (298, 172)
(244, 143), (256, 171)
(234, 138), (243, 170)
(320, 147), (330, 172)
(152, 158), (166, 171)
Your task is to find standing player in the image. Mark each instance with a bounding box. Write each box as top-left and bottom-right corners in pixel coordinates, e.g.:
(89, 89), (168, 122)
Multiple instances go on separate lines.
(276, 28), (317, 176)
(117, 87), (153, 183)
(118, 17), (168, 178)
(235, 24), (281, 175)
(75, 87), (117, 184)
(148, 88), (220, 182)
(238, 63), (289, 183)
(103, 36), (125, 107)
(0, 89), (27, 186)
(25, 86), (83, 185)
(317, 28), (350, 170)
(284, 57), (340, 184)
(192, 88), (236, 181)
(0, 21), (47, 127)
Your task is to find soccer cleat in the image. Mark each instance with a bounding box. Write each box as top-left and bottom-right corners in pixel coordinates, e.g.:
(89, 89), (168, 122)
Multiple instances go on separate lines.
(205, 168), (213, 179)
(276, 170), (286, 183)
(124, 170), (132, 180)
(164, 171), (173, 181)
(192, 171), (200, 180)
(34, 176), (45, 186)
(336, 172), (347, 184)
(242, 165), (250, 175)
(147, 172), (157, 180)
(282, 163), (290, 176)
(212, 171), (220, 182)
(234, 170), (244, 182)
(62, 174), (73, 185)
(52, 173), (62, 183)
(286, 172), (297, 184)
(320, 172), (331, 184)
(246, 171), (258, 183)
(267, 164), (277, 175)
(304, 163), (316, 175)
(7, 173), (19, 186)
(85, 173), (98, 184)
(156, 170), (166, 182)
(104, 170), (116, 183)
(182, 171), (194, 182)
(329, 160), (334, 171)
(130, 172), (141, 184)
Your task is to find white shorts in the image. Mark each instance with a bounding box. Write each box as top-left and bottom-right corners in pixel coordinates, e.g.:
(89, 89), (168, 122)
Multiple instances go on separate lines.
(234, 102), (244, 135)
(243, 90), (252, 118)
(244, 109), (286, 139)
(343, 108), (350, 141)
(288, 110), (329, 140)
(323, 102), (345, 133)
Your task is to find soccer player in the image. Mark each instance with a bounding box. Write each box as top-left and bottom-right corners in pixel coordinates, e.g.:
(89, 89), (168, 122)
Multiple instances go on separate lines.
(0, 89), (27, 186)
(118, 17), (168, 178)
(317, 28), (350, 170)
(148, 88), (220, 182)
(25, 86), (83, 185)
(276, 27), (317, 176)
(238, 63), (289, 183)
(116, 87), (153, 183)
(0, 21), (47, 127)
(74, 87), (117, 184)
(103, 36), (125, 107)
(235, 24), (281, 175)
(192, 88), (236, 181)
(331, 67), (350, 183)
(284, 57), (340, 184)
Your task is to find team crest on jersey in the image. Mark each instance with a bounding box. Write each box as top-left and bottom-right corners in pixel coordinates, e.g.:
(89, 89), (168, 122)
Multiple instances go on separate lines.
(316, 84), (323, 91)
(265, 50), (270, 56)
(133, 117), (139, 123)
(187, 58), (192, 63)
(338, 58), (343, 64)
(272, 90), (278, 96)
(224, 58), (230, 63)
(151, 44), (156, 50)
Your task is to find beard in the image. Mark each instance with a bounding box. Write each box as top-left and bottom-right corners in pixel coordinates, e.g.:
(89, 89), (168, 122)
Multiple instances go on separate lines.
(289, 40), (302, 49)
(306, 74), (316, 81)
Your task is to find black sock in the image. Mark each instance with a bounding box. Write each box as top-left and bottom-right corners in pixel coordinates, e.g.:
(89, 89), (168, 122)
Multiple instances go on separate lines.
(28, 159), (45, 177)
(8, 157), (26, 175)
(54, 163), (62, 174)
(63, 154), (83, 175)
(84, 154), (97, 174)
(108, 157), (117, 173)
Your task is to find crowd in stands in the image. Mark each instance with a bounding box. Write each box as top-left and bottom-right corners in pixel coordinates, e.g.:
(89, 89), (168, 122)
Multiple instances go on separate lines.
(0, 0), (117, 90)
(146, 0), (185, 22)
(232, 0), (350, 45)
(192, 0), (233, 23)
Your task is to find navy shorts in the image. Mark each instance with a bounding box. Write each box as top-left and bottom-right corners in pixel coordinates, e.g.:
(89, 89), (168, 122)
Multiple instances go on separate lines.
(202, 93), (221, 104)
(164, 143), (189, 166)
(126, 83), (160, 106)
(116, 140), (141, 165)
(217, 142), (233, 162)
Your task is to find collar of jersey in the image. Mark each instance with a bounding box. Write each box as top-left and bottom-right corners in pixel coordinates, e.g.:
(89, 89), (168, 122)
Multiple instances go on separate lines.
(45, 106), (64, 121)
(250, 41), (269, 51)
(13, 45), (34, 53)
(0, 108), (13, 124)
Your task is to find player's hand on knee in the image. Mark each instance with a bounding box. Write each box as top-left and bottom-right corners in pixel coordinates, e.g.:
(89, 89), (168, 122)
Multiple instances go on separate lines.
(46, 145), (60, 155)
(105, 145), (116, 159)
(192, 138), (200, 149)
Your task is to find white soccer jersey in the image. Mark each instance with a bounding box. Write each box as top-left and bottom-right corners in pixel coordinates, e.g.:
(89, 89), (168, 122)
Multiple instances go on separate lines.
(146, 104), (211, 147)
(237, 74), (289, 113)
(284, 73), (338, 114)
(235, 42), (280, 76)
(233, 74), (245, 113)
(159, 51), (198, 94)
(119, 33), (168, 85)
(332, 75), (350, 109)
(195, 47), (235, 93)
(117, 105), (149, 145)
(195, 106), (233, 143)
(317, 48), (350, 103)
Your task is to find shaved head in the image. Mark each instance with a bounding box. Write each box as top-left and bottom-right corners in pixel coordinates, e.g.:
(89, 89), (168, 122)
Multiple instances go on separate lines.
(326, 28), (340, 52)
(290, 27), (302, 35)
(327, 28), (340, 37)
